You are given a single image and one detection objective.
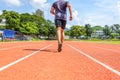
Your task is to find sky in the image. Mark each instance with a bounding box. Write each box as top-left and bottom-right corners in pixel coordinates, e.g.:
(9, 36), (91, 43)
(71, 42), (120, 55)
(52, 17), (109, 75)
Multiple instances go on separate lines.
(0, 0), (120, 28)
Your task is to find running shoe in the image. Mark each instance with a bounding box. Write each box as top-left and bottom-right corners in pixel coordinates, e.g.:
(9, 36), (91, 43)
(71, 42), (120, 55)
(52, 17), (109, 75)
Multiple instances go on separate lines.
(58, 44), (62, 52)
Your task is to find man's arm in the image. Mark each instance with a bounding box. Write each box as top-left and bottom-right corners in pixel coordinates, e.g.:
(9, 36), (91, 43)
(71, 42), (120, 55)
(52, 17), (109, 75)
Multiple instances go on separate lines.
(67, 3), (73, 21)
(50, 7), (55, 15)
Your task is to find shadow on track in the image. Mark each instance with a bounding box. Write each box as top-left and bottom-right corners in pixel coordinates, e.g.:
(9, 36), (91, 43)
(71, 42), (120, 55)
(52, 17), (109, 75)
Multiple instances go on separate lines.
(24, 49), (58, 53)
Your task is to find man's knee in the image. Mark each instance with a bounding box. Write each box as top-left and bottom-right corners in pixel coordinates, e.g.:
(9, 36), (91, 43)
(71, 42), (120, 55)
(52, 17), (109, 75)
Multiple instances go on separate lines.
(57, 26), (62, 30)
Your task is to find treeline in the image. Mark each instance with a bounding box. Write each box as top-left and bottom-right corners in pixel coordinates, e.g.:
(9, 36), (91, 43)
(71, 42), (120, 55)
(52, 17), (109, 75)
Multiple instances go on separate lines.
(0, 9), (56, 39)
(65, 24), (120, 39)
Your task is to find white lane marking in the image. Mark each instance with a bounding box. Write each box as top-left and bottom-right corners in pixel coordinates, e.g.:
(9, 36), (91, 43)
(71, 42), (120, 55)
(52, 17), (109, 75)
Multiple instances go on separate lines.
(0, 44), (38, 50)
(67, 44), (120, 76)
(90, 46), (120, 53)
(0, 44), (53, 71)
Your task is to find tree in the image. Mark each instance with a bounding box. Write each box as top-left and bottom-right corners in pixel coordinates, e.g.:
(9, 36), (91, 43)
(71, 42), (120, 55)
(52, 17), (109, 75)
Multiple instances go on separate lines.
(0, 18), (2, 23)
(20, 13), (45, 36)
(85, 24), (93, 39)
(65, 28), (70, 36)
(70, 25), (84, 39)
(39, 26), (48, 37)
(2, 10), (20, 30)
(0, 10), (56, 40)
(44, 20), (56, 39)
(33, 9), (44, 18)
(20, 13), (37, 34)
(92, 25), (103, 31)
(20, 22), (38, 35)
(103, 25), (112, 38)
(20, 13), (32, 22)
(112, 24), (120, 36)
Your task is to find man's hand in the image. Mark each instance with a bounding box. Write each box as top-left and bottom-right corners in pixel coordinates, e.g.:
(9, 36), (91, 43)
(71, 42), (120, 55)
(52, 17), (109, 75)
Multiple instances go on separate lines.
(70, 15), (73, 21)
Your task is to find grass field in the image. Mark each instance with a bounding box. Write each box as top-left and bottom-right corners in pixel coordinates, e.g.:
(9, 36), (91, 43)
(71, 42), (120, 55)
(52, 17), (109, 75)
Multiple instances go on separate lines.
(65, 38), (120, 44)
(1, 38), (120, 44)
(79, 39), (120, 44)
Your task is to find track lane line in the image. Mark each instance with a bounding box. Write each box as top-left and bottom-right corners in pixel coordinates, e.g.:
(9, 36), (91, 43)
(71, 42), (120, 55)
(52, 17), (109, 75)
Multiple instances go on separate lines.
(89, 46), (120, 53)
(66, 43), (120, 76)
(0, 44), (53, 71)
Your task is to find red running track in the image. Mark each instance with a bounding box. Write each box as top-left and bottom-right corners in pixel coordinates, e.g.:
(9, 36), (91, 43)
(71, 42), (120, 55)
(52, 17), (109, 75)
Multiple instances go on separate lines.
(0, 41), (120, 80)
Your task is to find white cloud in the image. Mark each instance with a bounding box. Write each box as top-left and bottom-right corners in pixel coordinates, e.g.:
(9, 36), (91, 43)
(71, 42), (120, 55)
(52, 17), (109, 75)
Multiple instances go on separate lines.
(72, 9), (81, 25)
(84, 13), (106, 26)
(94, 0), (115, 9)
(0, 10), (2, 15)
(80, 0), (120, 26)
(94, 0), (119, 15)
(66, 9), (81, 28)
(65, 9), (84, 29)
(28, 0), (51, 23)
(5, 0), (21, 6)
(66, 24), (72, 29)
(117, 1), (120, 17)
(83, 12), (119, 26)
(65, 0), (120, 27)
(29, 0), (50, 10)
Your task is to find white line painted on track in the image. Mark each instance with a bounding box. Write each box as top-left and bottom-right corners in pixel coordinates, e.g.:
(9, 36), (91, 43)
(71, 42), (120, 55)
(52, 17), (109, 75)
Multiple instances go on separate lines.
(90, 46), (120, 53)
(0, 44), (53, 71)
(67, 44), (120, 76)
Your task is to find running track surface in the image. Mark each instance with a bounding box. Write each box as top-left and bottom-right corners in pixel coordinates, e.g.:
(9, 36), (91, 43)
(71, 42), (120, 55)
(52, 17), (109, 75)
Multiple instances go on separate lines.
(0, 41), (120, 80)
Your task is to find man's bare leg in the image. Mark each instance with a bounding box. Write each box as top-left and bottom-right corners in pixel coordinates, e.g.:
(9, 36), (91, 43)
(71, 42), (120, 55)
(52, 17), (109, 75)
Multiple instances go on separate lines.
(57, 27), (62, 44)
(61, 29), (64, 44)
(57, 27), (62, 52)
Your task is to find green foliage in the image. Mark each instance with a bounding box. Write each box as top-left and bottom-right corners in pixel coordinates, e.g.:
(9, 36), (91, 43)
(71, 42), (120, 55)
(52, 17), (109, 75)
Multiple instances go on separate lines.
(44, 20), (56, 39)
(0, 25), (5, 29)
(20, 13), (32, 22)
(20, 22), (38, 34)
(2, 10), (20, 30)
(110, 33), (118, 39)
(0, 18), (2, 23)
(19, 12), (56, 38)
(33, 9), (44, 17)
(85, 24), (93, 38)
(103, 25), (112, 36)
(70, 25), (85, 38)
(92, 25), (103, 31)
(39, 26), (49, 36)
(111, 24), (120, 36)
(20, 13), (45, 35)
(65, 30), (70, 36)
(0, 9), (56, 40)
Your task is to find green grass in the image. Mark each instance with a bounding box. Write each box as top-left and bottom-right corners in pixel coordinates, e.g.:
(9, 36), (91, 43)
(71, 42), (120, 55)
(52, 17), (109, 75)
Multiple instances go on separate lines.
(65, 38), (120, 44)
(1, 38), (120, 44)
(80, 39), (120, 44)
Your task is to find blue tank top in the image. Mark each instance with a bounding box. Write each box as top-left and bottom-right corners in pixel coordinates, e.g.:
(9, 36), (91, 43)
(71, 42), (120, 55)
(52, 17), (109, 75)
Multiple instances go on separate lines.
(52, 1), (68, 21)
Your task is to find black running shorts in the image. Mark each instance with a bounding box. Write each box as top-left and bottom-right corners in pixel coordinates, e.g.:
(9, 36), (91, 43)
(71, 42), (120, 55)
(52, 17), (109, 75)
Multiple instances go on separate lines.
(55, 19), (66, 29)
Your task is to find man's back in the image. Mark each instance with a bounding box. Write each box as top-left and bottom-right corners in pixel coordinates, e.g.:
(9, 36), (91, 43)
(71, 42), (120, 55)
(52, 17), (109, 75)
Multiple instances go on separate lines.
(52, 0), (68, 20)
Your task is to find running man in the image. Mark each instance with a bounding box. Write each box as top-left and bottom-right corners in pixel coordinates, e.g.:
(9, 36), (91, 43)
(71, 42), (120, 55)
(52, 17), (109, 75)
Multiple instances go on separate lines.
(50, 0), (73, 52)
